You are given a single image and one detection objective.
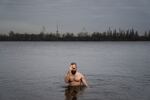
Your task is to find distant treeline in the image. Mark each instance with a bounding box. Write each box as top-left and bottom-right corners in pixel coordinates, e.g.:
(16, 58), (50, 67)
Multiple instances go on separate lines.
(0, 29), (150, 41)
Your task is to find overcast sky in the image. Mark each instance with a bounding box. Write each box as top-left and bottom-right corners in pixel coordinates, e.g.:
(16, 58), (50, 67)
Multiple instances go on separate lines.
(0, 0), (150, 34)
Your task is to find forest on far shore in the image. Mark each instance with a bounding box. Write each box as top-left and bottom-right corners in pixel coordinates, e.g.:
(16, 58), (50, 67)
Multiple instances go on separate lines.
(0, 28), (150, 41)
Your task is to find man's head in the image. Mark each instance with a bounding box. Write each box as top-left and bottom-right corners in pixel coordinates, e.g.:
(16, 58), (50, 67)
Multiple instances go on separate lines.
(70, 62), (77, 75)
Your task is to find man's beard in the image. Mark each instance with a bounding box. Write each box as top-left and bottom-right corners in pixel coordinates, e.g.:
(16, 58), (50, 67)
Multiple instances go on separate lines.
(71, 70), (76, 75)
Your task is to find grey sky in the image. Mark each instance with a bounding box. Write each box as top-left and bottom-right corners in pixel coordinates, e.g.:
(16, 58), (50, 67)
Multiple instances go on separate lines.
(0, 0), (150, 34)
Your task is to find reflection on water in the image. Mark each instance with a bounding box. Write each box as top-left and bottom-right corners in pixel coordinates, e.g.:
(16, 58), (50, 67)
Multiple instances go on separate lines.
(65, 86), (86, 100)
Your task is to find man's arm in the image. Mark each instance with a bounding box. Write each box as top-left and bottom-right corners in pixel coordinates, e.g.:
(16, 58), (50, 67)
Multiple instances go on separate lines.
(64, 71), (70, 83)
(81, 74), (88, 87)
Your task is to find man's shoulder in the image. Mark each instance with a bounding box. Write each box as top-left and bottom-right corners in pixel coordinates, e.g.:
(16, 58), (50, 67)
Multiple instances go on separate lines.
(76, 72), (84, 77)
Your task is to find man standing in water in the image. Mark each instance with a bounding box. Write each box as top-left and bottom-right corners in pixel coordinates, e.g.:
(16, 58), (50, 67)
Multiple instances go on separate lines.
(64, 63), (88, 87)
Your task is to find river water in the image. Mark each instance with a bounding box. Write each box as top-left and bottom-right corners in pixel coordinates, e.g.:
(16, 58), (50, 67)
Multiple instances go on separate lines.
(0, 42), (150, 100)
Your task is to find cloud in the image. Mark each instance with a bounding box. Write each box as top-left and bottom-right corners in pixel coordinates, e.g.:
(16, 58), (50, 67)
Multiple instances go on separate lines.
(0, 0), (150, 33)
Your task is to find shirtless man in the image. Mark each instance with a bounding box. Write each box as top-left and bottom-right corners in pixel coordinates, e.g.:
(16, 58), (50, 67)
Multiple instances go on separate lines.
(64, 63), (88, 87)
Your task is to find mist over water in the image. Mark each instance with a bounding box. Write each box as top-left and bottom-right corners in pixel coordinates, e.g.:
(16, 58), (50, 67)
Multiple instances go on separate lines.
(0, 42), (150, 100)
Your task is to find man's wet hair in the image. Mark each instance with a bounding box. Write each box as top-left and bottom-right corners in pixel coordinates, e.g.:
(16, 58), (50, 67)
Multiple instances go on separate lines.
(71, 62), (77, 65)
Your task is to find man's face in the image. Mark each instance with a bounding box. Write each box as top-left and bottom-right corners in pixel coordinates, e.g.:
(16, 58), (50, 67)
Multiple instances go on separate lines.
(70, 64), (77, 75)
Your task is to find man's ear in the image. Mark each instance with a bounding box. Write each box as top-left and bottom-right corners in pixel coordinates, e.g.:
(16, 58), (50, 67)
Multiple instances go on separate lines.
(69, 65), (72, 71)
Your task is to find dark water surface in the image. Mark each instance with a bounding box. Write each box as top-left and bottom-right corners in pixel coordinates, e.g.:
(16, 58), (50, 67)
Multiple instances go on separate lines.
(0, 42), (150, 100)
